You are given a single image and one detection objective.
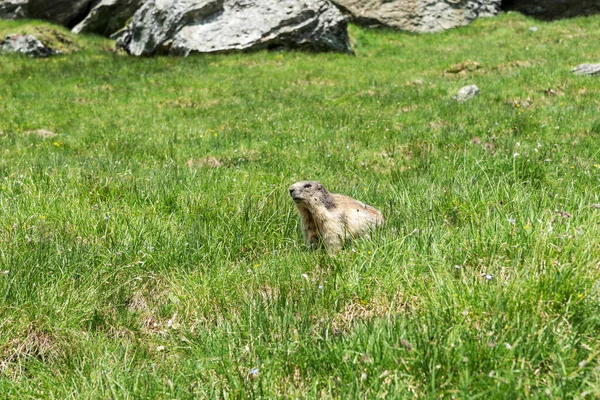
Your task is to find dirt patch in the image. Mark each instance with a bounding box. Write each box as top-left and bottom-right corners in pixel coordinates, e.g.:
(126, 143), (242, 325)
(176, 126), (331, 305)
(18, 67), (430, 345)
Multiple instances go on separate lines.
(445, 60), (481, 75)
(543, 88), (564, 97)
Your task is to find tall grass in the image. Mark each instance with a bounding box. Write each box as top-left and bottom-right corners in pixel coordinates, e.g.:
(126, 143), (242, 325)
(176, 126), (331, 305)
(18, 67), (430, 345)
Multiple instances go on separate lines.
(1, 12), (600, 398)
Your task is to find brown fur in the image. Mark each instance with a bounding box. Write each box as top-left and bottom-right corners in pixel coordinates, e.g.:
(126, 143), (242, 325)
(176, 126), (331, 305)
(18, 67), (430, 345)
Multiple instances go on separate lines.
(289, 181), (384, 253)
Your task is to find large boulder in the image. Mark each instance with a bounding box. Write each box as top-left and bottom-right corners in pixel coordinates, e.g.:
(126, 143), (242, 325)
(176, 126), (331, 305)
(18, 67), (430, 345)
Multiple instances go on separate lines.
(24, 0), (95, 27)
(119, 0), (351, 56)
(0, 0), (96, 27)
(502, 0), (600, 20)
(0, 0), (27, 19)
(331, 0), (501, 33)
(72, 0), (146, 36)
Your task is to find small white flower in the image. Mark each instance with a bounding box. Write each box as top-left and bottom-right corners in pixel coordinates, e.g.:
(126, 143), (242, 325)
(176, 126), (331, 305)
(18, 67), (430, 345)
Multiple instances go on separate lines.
(507, 218), (516, 225)
(301, 274), (309, 281)
(485, 274), (493, 280)
(513, 152), (519, 158)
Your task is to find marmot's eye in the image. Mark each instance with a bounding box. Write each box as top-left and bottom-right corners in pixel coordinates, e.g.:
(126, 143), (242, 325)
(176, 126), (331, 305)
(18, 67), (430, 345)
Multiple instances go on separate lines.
(304, 183), (312, 189)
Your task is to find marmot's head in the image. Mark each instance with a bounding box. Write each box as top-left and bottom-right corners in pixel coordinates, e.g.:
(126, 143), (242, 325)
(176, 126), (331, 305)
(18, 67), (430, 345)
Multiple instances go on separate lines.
(289, 181), (335, 210)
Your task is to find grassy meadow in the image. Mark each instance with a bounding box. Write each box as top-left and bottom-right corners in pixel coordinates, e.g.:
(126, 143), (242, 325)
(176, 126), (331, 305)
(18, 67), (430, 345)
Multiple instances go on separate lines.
(1, 12), (600, 398)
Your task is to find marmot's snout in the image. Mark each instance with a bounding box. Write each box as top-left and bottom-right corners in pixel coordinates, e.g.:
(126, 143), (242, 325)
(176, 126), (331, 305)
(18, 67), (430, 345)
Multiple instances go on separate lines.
(289, 181), (320, 203)
(289, 187), (301, 202)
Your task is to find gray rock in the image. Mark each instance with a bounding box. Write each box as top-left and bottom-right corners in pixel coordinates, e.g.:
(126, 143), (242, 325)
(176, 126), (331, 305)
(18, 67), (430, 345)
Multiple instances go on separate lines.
(0, 0), (27, 19)
(72, 0), (147, 36)
(503, 0), (600, 20)
(454, 84), (479, 102)
(120, 0), (351, 56)
(121, 0), (224, 56)
(331, 0), (501, 33)
(0, 34), (60, 57)
(572, 63), (600, 76)
(23, 0), (95, 27)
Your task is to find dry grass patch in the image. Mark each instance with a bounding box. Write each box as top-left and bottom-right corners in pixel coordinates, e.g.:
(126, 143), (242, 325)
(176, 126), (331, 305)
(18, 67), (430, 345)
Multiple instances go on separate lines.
(23, 129), (57, 138)
(0, 327), (64, 377)
(157, 98), (220, 109)
(331, 293), (411, 334)
(186, 150), (261, 169)
(186, 156), (223, 169)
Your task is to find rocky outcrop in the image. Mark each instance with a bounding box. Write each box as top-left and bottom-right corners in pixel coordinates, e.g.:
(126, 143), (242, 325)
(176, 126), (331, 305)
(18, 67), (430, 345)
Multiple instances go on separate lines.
(119, 0), (351, 56)
(4, 0), (600, 39)
(72, 0), (146, 36)
(331, 0), (501, 33)
(0, 34), (60, 57)
(502, 0), (600, 20)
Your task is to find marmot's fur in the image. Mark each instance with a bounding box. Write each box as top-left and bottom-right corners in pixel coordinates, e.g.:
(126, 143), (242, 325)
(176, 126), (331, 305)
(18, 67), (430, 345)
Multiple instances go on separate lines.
(289, 181), (384, 253)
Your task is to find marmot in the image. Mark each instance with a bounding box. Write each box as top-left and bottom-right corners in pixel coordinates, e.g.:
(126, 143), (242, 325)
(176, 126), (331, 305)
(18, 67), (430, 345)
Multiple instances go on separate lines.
(289, 181), (384, 253)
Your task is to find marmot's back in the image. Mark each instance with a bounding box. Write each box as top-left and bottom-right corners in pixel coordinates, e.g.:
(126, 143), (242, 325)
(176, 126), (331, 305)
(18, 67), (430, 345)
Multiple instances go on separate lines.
(331, 194), (384, 238)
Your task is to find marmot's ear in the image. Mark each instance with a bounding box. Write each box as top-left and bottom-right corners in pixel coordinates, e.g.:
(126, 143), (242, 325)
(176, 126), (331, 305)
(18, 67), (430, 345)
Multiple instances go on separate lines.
(317, 183), (323, 190)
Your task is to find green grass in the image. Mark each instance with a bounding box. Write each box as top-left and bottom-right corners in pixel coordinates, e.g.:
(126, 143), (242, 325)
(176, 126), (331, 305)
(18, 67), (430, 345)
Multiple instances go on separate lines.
(1, 11), (600, 398)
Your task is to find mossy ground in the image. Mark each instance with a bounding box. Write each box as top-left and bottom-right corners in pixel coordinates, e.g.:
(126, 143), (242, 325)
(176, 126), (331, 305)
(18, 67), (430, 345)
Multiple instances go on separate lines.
(1, 12), (600, 398)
